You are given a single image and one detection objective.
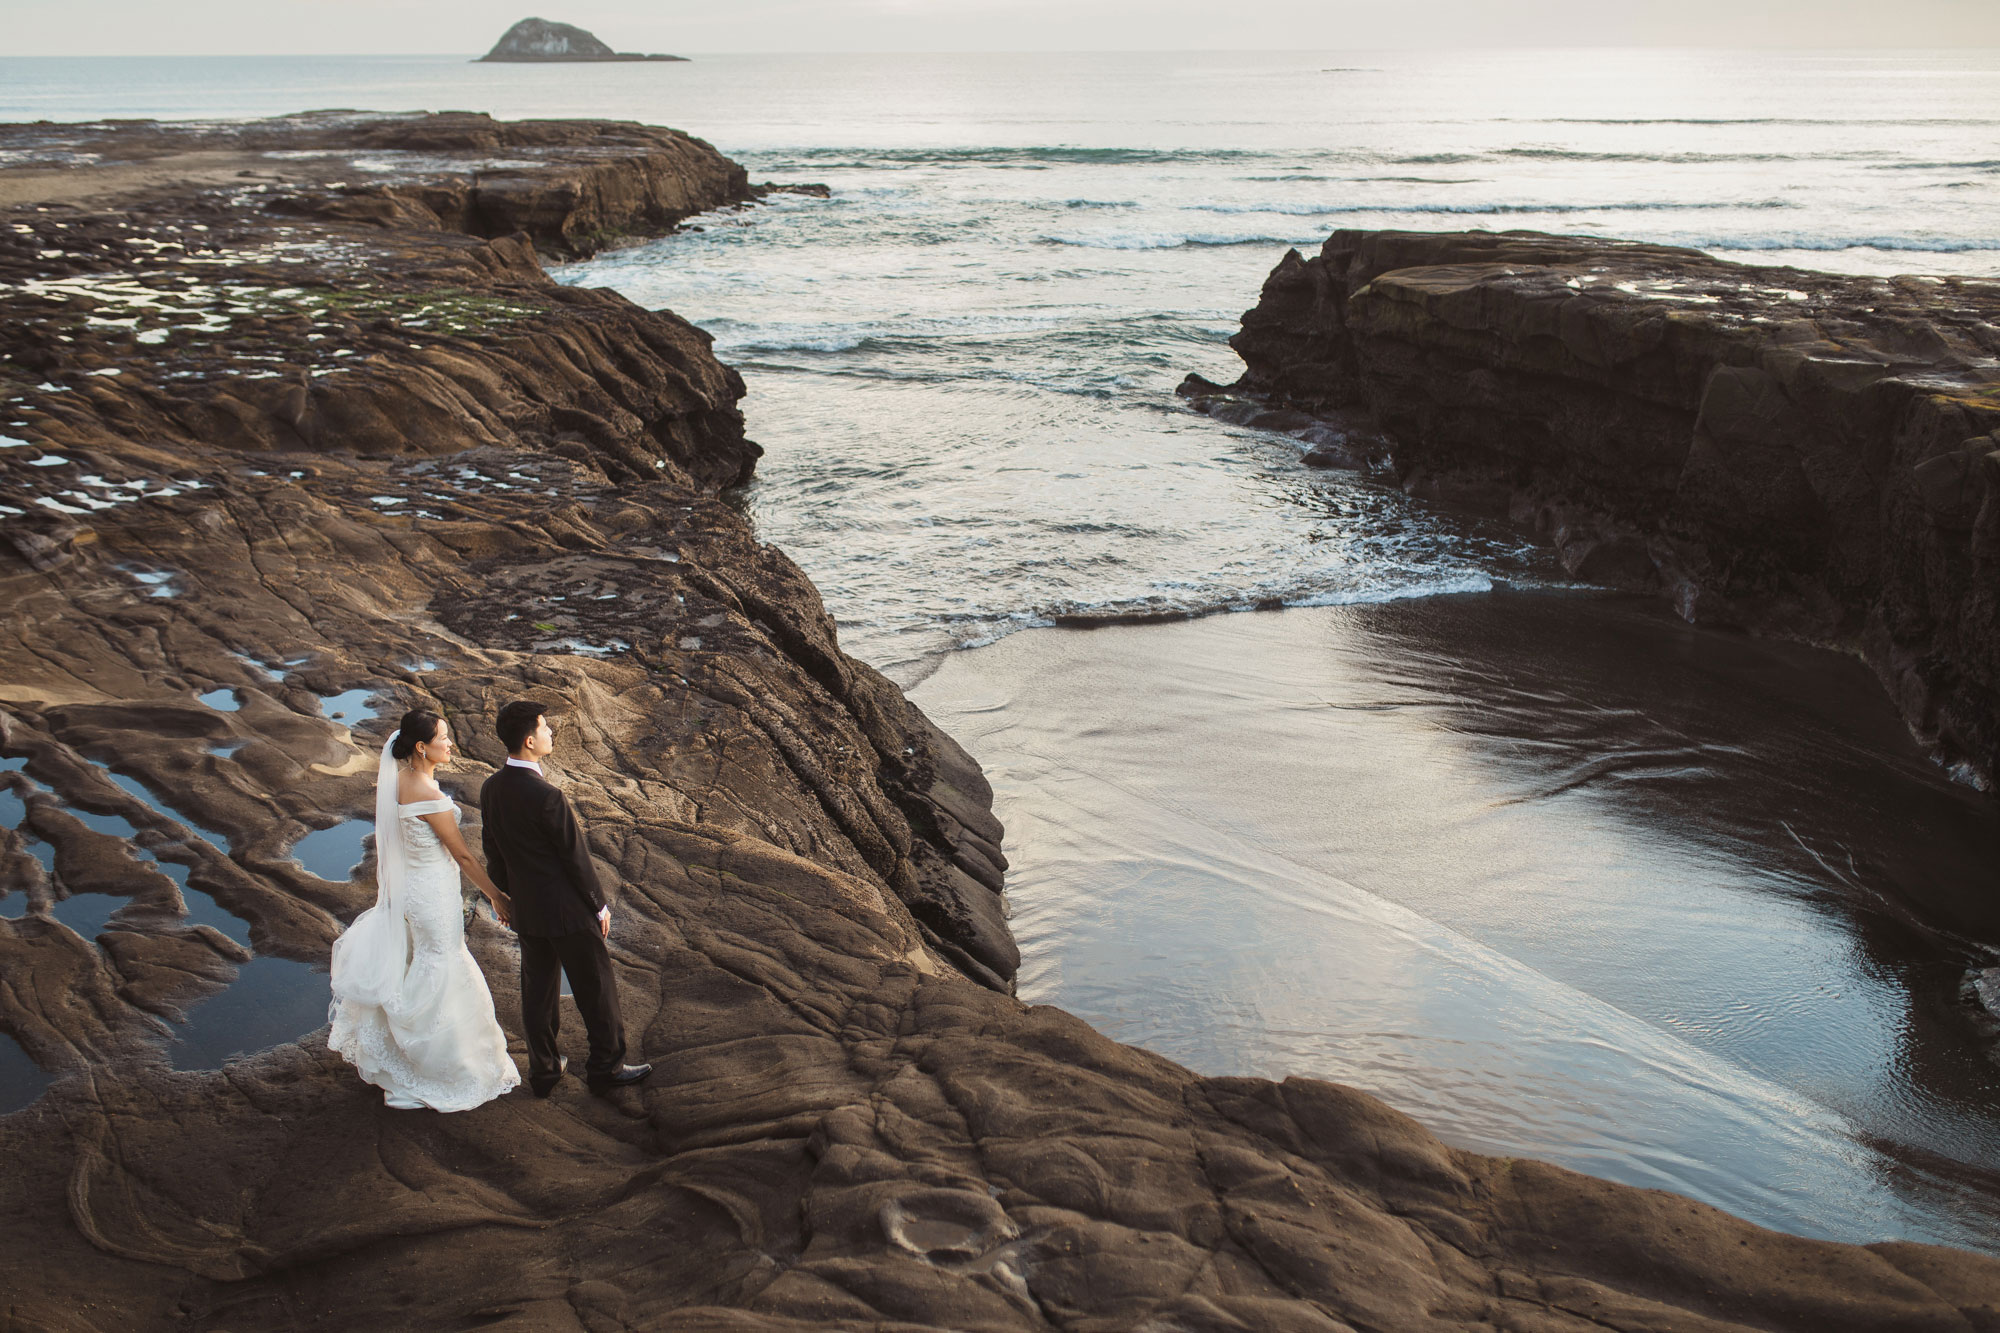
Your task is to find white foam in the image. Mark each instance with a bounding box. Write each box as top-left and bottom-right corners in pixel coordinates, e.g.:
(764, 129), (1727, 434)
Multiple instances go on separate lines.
(1975, 968), (2000, 1020)
(1687, 234), (2000, 253)
(1040, 228), (1325, 250)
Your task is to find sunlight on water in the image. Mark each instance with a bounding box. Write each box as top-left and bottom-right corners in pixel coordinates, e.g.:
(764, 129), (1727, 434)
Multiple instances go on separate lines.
(546, 49), (1998, 677)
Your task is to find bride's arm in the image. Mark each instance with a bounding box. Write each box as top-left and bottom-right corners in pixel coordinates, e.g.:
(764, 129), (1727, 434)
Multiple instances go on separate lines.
(421, 810), (512, 923)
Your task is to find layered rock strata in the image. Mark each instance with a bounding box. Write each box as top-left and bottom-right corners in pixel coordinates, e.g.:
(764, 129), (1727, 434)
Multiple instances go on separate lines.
(0, 111), (745, 257)
(3, 126), (2000, 1329)
(1189, 230), (2000, 791)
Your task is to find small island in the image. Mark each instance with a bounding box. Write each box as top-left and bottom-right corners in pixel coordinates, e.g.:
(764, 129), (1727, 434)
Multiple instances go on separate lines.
(476, 16), (687, 63)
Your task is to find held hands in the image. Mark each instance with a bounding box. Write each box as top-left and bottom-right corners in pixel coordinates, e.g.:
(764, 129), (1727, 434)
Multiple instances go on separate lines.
(487, 891), (514, 931)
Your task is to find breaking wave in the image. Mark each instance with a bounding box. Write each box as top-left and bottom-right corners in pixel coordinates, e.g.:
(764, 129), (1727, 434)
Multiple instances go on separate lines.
(1694, 235), (2000, 253)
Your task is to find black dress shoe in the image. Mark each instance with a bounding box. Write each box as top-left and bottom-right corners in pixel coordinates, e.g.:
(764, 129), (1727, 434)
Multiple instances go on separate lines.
(586, 1062), (652, 1094)
(530, 1055), (567, 1098)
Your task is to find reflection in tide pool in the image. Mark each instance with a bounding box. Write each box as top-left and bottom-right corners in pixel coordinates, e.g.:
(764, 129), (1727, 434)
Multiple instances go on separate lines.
(0, 756), (330, 1105)
(291, 820), (369, 884)
(316, 689), (378, 726)
(148, 857), (250, 949)
(69, 761), (251, 947)
(0, 1034), (52, 1116)
(168, 956), (330, 1071)
(49, 892), (123, 939)
(914, 592), (2000, 1255)
(0, 788), (21, 832)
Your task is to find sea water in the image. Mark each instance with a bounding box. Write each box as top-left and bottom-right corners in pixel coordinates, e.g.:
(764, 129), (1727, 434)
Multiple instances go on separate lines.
(5, 51), (1996, 671)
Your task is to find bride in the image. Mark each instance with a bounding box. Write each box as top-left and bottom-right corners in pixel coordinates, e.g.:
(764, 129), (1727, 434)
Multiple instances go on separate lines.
(329, 708), (521, 1110)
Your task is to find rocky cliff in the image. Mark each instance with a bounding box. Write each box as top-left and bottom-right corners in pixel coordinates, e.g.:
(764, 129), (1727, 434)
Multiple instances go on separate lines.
(4, 128), (2000, 1330)
(1188, 230), (2000, 792)
(478, 17), (687, 62)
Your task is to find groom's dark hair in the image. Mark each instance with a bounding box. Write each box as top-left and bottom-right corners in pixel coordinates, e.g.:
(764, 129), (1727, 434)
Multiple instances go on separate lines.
(496, 699), (549, 755)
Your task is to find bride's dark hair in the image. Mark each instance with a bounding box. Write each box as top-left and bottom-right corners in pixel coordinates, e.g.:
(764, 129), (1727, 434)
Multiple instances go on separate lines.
(390, 708), (444, 762)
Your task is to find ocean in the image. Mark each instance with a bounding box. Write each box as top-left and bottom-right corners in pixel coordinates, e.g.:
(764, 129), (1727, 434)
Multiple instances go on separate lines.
(7, 50), (1998, 676)
(7, 49), (2000, 1251)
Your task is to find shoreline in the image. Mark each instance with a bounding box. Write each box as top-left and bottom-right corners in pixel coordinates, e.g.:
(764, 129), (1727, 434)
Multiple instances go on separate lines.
(4, 113), (2000, 1329)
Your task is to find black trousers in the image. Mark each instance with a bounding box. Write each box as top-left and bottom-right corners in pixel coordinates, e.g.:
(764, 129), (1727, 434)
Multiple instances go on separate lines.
(518, 927), (626, 1081)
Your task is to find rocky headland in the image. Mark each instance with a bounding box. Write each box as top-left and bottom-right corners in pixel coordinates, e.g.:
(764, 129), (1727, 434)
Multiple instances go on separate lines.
(4, 121), (2000, 1329)
(478, 17), (688, 63)
(1183, 229), (2000, 794)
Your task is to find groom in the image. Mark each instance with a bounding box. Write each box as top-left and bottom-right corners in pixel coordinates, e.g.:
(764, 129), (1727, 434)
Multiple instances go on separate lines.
(481, 699), (651, 1097)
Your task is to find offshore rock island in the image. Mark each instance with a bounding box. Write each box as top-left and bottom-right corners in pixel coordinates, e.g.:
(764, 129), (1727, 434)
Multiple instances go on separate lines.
(1187, 230), (2000, 795)
(3, 116), (2000, 1329)
(477, 17), (688, 63)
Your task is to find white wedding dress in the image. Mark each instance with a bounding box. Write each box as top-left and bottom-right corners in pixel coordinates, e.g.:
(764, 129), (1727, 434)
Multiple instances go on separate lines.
(327, 741), (520, 1111)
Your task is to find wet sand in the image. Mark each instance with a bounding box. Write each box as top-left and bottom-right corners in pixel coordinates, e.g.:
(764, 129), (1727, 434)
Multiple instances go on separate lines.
(911, 589), (2000, 1253)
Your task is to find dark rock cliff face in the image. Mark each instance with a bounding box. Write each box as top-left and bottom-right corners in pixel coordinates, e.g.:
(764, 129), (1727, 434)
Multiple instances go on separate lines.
(1196, 229), (2000, 792)
(4, 132), (2000, 1329)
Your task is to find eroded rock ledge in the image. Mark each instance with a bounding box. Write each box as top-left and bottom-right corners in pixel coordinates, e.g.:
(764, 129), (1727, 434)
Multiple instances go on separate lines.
(3, 130), (1999, 1329)
(0, 110), (747, 257)
(1188, 230), (2000, 791)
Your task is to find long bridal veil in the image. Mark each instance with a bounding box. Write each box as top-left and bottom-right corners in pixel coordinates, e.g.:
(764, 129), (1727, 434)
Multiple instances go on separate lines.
(327, 734), (518, 1110)
(328, 737), (411, 1015)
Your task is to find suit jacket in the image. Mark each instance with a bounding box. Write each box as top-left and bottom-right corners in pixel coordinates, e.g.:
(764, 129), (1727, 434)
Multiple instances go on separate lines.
(480, 762), (607, 938)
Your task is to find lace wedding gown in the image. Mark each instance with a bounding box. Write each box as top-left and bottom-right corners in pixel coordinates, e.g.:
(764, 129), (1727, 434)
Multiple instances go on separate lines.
(328, 797), (520, 1111)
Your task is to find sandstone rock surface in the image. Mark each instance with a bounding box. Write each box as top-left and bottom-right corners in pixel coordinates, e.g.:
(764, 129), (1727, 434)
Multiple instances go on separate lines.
(4, 128), (2000, 1330)
(479, 17), (688, 62)
(0, 111), (744, 257)
(1192, 229), (2000, 791)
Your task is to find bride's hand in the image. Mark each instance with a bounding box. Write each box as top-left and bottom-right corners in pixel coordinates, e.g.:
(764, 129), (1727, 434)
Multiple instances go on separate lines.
(488, 892), (514, 930)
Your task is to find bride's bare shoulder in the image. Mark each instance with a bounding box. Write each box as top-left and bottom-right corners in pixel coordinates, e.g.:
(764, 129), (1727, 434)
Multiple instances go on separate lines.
(396, 769), (444, 804)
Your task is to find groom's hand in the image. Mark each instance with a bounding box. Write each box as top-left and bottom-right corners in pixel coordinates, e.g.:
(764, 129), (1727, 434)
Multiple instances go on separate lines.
(492, 893), (514, 930)
(598, 905), (611, 939)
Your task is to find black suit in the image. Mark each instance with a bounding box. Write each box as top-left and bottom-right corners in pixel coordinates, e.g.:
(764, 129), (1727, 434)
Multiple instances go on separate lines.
(480, 761), (625, 1080)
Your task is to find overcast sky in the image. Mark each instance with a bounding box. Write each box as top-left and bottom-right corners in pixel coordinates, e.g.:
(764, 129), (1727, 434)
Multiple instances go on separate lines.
(7, 0), (1999, 55)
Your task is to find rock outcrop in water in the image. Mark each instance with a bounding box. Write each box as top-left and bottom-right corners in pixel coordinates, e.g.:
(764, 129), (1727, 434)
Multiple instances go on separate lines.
(478, 17), (688, 62)
(0, 112), (743, 259)
(1188, 230), (2000, 793)
(4, 126), (2000, 1329)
